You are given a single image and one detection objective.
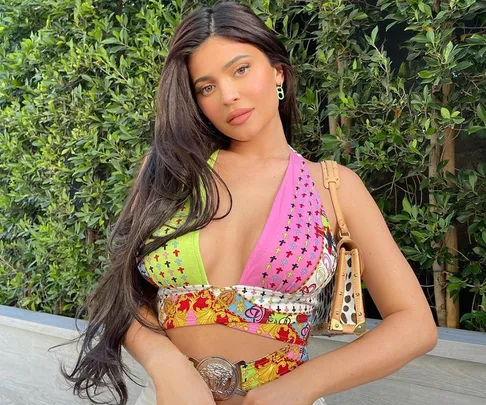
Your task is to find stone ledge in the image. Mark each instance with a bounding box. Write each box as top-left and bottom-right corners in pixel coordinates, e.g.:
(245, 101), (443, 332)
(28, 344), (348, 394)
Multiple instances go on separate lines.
(1, 305), (485, 364)
(2, 305), (486, 405)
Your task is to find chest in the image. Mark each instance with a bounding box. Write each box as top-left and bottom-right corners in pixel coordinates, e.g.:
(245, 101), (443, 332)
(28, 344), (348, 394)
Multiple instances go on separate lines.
(140, 150), (337, 294)
(200, 159), (290, 286)
(199, 153), (332, 292)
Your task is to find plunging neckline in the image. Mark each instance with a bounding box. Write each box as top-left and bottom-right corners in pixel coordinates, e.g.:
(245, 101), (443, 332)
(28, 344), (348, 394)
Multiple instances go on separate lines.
(198, 147), (294, 287)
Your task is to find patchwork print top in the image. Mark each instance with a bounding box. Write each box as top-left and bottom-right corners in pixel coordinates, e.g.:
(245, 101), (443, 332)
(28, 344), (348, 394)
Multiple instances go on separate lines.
(137, 147), (338, 345)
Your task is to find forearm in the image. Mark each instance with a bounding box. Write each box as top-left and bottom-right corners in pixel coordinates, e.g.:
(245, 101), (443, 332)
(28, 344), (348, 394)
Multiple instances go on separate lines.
(293, 310), (438, 400)
(123, 305), (185, 378)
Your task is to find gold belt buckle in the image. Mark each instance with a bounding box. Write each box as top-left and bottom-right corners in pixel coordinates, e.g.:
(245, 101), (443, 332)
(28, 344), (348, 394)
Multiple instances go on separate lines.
(188, 356), (247, 400)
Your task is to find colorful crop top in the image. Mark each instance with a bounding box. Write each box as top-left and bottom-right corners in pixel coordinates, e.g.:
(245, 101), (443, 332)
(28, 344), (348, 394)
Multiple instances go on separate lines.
(137, 146), (338, 346)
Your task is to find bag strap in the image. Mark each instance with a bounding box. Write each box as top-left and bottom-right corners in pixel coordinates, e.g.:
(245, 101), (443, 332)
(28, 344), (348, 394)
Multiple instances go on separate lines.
(319, 161), (350, 239)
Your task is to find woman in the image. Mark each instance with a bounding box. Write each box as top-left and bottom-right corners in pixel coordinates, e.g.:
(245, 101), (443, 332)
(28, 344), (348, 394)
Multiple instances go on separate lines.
(62, 2), (437, 405)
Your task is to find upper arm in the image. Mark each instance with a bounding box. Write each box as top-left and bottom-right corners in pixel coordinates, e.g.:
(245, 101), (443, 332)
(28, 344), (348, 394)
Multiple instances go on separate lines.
(336, 165), (432, 320)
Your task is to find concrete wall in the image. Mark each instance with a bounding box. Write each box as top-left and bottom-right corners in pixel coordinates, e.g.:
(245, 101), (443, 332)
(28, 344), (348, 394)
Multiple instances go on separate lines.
(0, 305), (146, 405)
(1, 305), (486, 405)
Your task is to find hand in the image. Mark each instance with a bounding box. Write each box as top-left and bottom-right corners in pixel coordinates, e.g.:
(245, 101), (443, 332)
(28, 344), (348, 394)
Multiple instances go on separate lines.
(149, 352), (216, 405)
(241, 374), (315, 405)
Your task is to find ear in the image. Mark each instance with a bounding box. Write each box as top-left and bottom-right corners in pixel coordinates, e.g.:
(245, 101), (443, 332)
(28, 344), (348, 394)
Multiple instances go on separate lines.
(274, 64), (285, 85)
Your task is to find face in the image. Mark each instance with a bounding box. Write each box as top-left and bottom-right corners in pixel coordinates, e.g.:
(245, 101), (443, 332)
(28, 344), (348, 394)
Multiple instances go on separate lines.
(188, 36), (284, 142)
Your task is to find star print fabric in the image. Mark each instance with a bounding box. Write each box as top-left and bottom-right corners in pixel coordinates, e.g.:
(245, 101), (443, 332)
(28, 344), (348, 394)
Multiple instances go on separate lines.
(137, 147), (338, 344)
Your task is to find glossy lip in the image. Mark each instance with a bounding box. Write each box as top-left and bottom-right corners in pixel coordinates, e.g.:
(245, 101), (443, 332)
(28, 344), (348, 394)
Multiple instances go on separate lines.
(226, 108), (254, 124)
(227, 110), (253, 126)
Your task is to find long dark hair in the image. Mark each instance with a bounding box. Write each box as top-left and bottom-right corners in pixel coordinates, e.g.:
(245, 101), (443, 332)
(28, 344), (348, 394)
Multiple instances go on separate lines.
(57, 2), (301, 404)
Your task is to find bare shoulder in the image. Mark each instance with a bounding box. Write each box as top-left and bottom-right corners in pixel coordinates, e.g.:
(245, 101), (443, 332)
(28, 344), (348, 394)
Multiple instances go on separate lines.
(303, 158), (361, 184)
(315, 159), (387, 243)
(306, 159), (370, 208)
(303, 158), (365, 236)
(334, 163), (370, 204)
(329, 162), (384, 228)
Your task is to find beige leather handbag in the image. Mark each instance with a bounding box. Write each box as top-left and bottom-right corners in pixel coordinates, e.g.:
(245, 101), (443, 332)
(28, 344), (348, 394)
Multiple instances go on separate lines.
(312, 160), (367, 335)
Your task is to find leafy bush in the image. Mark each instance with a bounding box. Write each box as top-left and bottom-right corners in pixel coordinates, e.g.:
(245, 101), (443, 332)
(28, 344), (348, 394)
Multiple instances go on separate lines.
(1, 0), (485, 330)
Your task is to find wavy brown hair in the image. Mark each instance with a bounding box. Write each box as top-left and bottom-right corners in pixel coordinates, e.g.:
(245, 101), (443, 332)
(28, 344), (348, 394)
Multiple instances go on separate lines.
(56, 2), (301, 404)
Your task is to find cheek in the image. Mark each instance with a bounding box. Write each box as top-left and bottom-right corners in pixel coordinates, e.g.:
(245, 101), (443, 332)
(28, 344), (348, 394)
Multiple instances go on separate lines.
(246, 71), (279, 115)
(246, 70), (274, 99)
(198, 98), (219, 122)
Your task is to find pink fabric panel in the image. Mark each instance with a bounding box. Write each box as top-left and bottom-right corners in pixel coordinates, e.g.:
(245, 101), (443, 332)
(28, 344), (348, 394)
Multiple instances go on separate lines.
(239, 149), (324, 293)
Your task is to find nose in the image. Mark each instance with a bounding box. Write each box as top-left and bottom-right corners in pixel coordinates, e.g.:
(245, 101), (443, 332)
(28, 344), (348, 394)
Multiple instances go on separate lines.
(219, 79), (240, 105)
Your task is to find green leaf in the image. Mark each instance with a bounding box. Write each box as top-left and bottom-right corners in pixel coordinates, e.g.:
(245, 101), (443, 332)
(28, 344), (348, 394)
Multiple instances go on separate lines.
(444, 41), (453, 62)
(468, 126), (485, 134)
(473, 247), (485, 255)
(460, 313), (475, 322)
(418, 70), (433, 78)
(478, 163), (486, 176)
(305, 87), (315, 103)
(454, 61), (473, 71)
(437, 160), (448, 171)
(411, 231), (425, 242)
(418, 1), (432, 16)
(469, 171), (478, 189)
(469, 222), (480, 235)
(282, 15), (288, 32)
(477, 104), (486, 125)
(101, 37), (120, 45)
(411, 34), (428, 44)
(371, 26), (378, 43)
(162, 10), (177, 27)
(441, 107), (451, 119)
(402, 197), (412, 214)
(386, 21), (398, 31)
(401, 246), (418, 256)
(448, 276), (463, 284)
(265, 17), (273, 30)
(354, 12), (368, 20)
(320, 135), (340, 149)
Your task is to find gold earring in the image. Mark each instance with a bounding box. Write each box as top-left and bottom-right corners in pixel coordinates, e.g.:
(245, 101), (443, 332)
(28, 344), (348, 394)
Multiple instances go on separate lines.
(276, 84), (285, 100)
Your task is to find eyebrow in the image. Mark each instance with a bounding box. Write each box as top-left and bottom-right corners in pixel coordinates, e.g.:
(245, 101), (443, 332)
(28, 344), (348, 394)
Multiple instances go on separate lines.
(193, 54), (251, 87)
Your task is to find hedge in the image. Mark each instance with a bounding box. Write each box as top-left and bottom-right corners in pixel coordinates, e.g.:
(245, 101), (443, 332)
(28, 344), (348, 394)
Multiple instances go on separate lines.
(1, 0), (485, 331)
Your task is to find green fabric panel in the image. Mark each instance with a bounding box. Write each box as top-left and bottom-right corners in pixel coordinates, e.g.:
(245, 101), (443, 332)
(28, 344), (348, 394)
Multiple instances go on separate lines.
(143, 150), (220, 287)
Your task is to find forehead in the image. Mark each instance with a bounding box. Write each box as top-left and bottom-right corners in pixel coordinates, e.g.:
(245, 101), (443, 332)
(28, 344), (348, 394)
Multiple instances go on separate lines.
(188, 37), (266, 78)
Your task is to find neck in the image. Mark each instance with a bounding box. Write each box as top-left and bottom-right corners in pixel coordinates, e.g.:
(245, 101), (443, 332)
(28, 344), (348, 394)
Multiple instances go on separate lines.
(226, 112), (289, 160)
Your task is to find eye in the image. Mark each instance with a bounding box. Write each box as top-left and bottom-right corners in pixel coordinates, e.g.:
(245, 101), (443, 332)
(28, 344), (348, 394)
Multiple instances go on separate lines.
(198, 84), (214, 96)
(235, 64), (250, 76)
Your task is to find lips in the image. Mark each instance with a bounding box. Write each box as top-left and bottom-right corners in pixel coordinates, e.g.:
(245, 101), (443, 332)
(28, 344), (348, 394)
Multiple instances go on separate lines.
(226, 108), (254, 123)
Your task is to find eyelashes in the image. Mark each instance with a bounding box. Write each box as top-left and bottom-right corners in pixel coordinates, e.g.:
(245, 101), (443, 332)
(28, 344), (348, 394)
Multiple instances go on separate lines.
(198, 85), (214, 96)
(235, 64), (250, 75)
(197, 64), (251, 96)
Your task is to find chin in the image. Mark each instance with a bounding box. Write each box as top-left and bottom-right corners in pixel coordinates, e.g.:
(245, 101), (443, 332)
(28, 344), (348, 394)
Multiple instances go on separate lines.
(226, 135), (255, 143)
(220, 126), (260, 142)
(229, 131), (260, 143)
